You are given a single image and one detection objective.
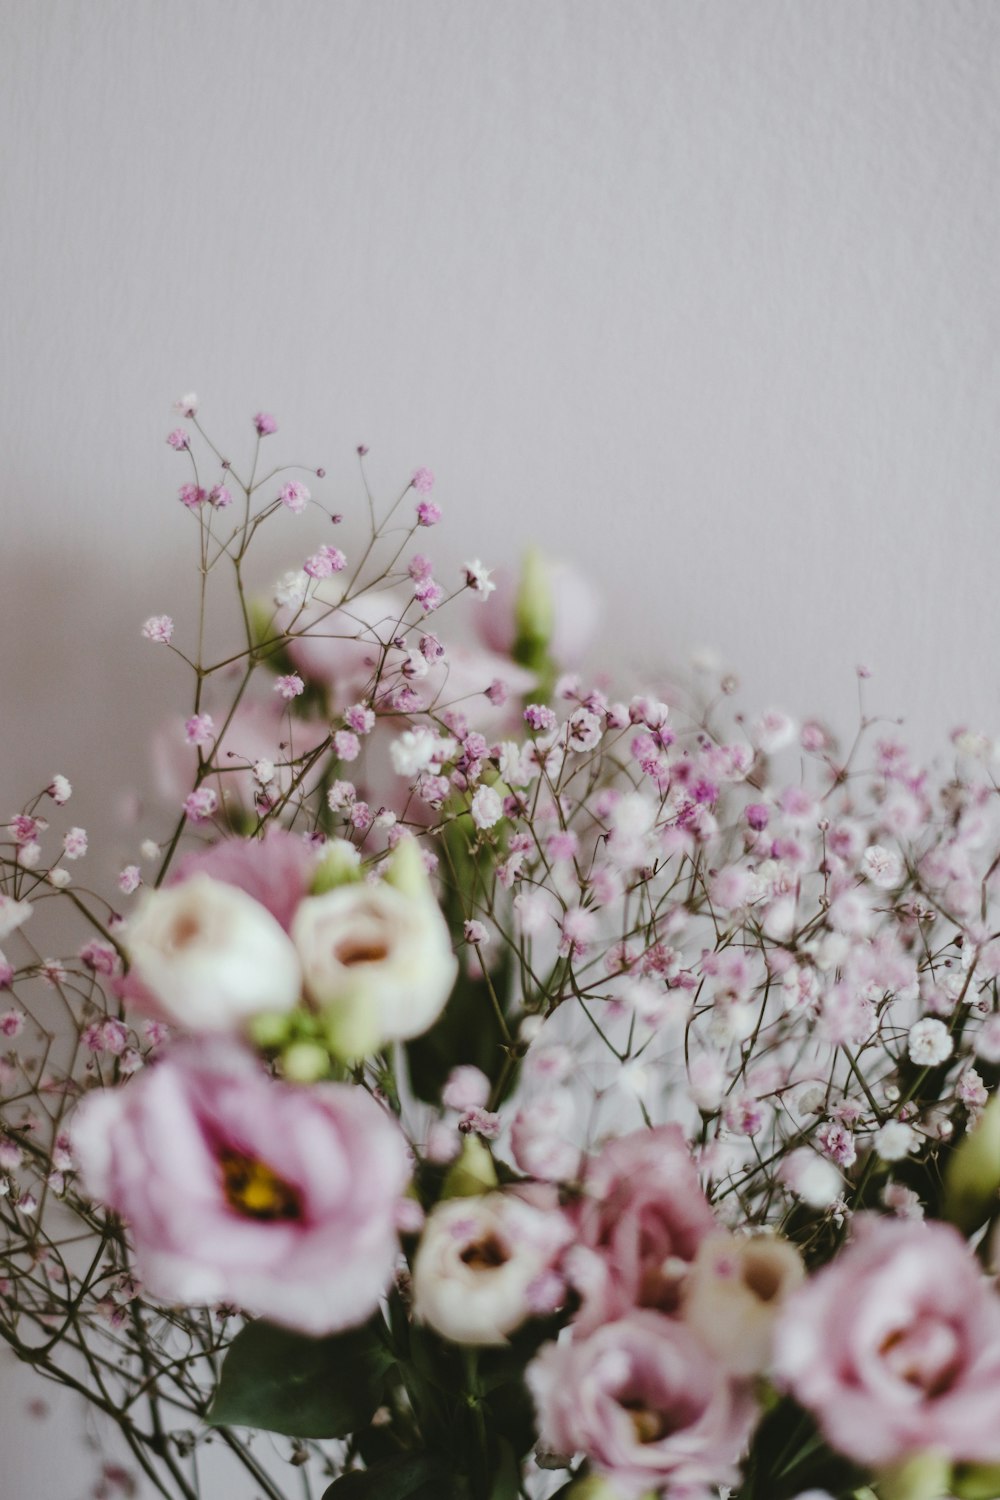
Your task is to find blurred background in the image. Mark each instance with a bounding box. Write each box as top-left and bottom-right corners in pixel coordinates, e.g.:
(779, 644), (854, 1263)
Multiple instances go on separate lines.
(2, 1), (999, 1493)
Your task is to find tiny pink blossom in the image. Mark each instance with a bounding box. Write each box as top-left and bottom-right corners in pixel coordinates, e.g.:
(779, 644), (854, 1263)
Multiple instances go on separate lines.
(350, 801), (372, 831)
(442, 1066), (491, 1111)
(463, 919), (490, 945)
(416, 499), (442, 526)
(166, 428), (189, 451)
(409, 553), (433, 582)
(118, 865), (141, 895)
(253, 411), (278, 436)
(0, 956), (13, 989)
(62, 827), (88, 860)
(142, 615), (174, 644)
(333, 730), (360, 762)
(208, 484), (232, 508)
(304, 545), (346, 577)
(345, 703), (375, 735)
(274, 673), (305, 700)
(414, 578), (443, 612)
(183, 788), (218, 823)
(279, 481), (310, 513)
(10, 814), (44, 845)
(79, 940), (118, 976)
(178, 483), (205, 508)
(411, 467), (435, 494)
(184, 713), (215, 747)
(0, 1008), (25, 1037)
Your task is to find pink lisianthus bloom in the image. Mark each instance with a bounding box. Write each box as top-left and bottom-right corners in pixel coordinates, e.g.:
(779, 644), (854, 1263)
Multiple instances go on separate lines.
(473, 558), (602, 670)
(773, 1214), (1000, 1467)
(527, 1312), (757, 1499)
(71, 1047), (411, 1335)
(568, 1126), (716, 1332)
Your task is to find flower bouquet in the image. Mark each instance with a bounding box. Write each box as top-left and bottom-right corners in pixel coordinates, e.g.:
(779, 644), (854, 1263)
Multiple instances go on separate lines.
(4, 399), (1000, 1500)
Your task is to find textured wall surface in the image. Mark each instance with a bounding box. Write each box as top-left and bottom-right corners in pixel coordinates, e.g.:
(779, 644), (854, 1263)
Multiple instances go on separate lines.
(2, 2), (999, 1493)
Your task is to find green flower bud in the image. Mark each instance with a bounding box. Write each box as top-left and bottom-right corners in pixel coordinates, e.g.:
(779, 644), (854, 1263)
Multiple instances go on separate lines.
(310, 838), (363, 894)
(514, 547), (555, 661)
(441, 1135), (498, 1199)
(944, 1092), (1000, 1233)
(247, 1009), (296, 1050)
(877, 1450), (951, 1500)
(383, 834), (430, 901)
(322, 988), (382, 1063)
(953, 1462), (1000, 1499)
(280, 1040), (331, 1084)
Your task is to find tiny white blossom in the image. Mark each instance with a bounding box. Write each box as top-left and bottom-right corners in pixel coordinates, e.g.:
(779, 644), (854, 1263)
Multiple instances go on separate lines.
(462, 559), (496, 601)
(908, 1017), (953, 1067)
(470, 785), (504, 830)
(875, 1121), (918, 1161)
(861, 844), (904, 889)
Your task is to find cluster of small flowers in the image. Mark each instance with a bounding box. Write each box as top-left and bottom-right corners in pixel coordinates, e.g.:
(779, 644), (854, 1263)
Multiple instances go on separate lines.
(6, 404), (1000, 1500)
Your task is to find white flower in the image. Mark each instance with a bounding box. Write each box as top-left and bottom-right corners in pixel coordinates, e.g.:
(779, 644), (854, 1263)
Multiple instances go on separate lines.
(0, 895), (33, 941)
(470, 785), (504, 830)
(124, 874), (302, 1032)
(390, 728), (438, 778)
(781, 1149), (841, 1208)
(875, 1121), (918, 1162)
(173, 392), (198, 417)
(861, 844), (904, 889)
(412, 1192), (570, 1345)
(908, 1017), (954, 1067)
(681, 1231), (805, 1376)
(749, 708), (796, 755)
(292, 881), (457, 1053)
(462, 559), (496, 601)
(273, 569), (310, 608)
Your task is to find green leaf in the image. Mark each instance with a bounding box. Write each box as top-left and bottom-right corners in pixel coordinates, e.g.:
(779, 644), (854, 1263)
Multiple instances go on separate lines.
(487, 1438), (519, 1500)
(207, 1317), (392, 1438)
(321, 1453), (455, 1499)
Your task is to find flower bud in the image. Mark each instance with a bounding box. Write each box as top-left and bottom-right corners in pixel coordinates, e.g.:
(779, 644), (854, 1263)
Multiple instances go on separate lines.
(513, 547), (555, 669)
(441, 1135), (498, 1199)
(310, 838), (362, 894)
(944, 1093), (1000, 1233)
(953, 1461), (1000, 1499)
(876, 1451), (952, 1500)
(280, 1040), (331, 1083)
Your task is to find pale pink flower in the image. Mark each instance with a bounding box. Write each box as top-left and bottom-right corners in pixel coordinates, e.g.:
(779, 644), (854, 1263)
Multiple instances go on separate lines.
(47, 775), (72, 805)
(167, 827), (313, 932)
(142, 615), (174, 644)
(441, 1065), (490, 1112)
(470, 785), (503, 830)
(62, 827), (88, 860)
(278, 481), (310, 513)
(774, 1215), (1000, 1467)
(184, 714), (215, 747)
(118, 865), (141, 895)
(410, 467), (435, 494)
(183, 788), (218, 822)
(570, 1126), (716, 1333)
(416, 500), (442, 526)
(166, 428), (188, 450)
(274, 673), (305, 700)
(908, 1017), (953, 1066)
(528, 1312), (756, 1499)
(72, 1046), (411, 1334)
(333, 730), (360, 762)
(208, 483), (232, 508)
(253, 411), (278, 436)
(173, 393), (198, 418)
(178, 483), (205, 508)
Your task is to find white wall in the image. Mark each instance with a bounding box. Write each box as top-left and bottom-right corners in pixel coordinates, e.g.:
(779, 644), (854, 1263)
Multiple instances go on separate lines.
(2, 1), (999, 1493)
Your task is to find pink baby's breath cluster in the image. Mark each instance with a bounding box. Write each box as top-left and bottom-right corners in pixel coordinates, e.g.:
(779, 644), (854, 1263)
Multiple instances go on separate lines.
(4, 400), (1000, 1500)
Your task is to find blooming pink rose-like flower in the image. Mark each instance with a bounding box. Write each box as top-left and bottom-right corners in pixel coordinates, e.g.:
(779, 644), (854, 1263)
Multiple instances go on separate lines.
(168, 828), (314, 932)
(569, 1125), (716, 1331)
(71, 1047), (411, 1334)
(528, 1312), (757, 1498)
(774, 1215), (1000, 1467)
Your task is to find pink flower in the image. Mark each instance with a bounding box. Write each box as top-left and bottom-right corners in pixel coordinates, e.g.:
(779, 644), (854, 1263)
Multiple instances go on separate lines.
(208, 483), (232, 508)
(570, 1126), (716, 1332)
(167, 828), (314, 933)
(774, 1215), (1000, 1466)
(166, 428), (188, 450)
(528, 1312), (757, 1498)
(183, 788), (218, 822)
(62, 827), (88, 860)
(178, 483), (206, 509)
(71, 1047), (411, 1334)
(184, 713), (215, 748)
(253, 412), (278, 436)
(410, 467), (435, 494)
(142, 615), (174, 644)
(279, 481), (310, 513)
(274, 673), (305, 700)
(416, 500), (442, 526)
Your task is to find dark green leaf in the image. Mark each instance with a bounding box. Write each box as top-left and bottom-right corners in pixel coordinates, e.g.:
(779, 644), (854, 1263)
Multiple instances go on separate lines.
(207, 1317), (392, 1438)
(487, 1438), (519, 1500)
(321, 1453), (456, 1500)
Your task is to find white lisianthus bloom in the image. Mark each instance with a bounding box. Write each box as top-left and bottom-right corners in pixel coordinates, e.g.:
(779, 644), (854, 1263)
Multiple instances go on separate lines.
(124, 874), (302, 1031)
(412, 1192), (570, 1346)
(292, 881), (457, 1054)
(681, 1231), (805, 1376)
